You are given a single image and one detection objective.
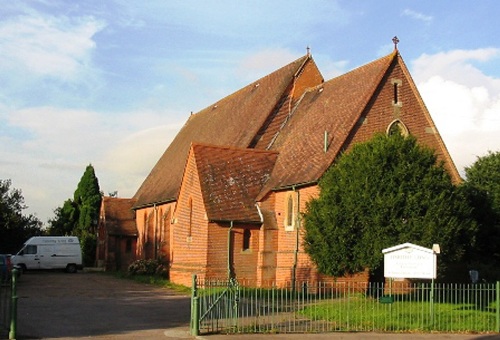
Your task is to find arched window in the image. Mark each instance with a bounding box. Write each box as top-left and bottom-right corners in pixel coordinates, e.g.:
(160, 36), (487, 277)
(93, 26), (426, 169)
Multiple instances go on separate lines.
(188, 198), (193, 240)
(285, 193), (295, 231)
(387, 119), (409, 137)
(143, 212), (148, 242)
(243, 229), (251, 251)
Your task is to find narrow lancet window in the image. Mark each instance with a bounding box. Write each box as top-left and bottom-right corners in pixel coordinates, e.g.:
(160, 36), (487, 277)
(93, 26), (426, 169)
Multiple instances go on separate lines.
(243, 229), (251, 251)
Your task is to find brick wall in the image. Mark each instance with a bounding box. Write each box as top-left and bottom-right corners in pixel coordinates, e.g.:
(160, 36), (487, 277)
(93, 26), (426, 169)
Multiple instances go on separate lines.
(135, 202), (174, 262)
(292, 57), (324, 101)
(169, 148), (209, 287)
(344, 59), (460, 182)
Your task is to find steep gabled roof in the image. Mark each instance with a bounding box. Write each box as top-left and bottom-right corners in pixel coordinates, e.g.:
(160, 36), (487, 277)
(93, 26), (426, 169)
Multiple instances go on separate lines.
(191, 143), (278, 223)
(258, 52), (396, 197)
(100, 197), (137, 236)
(133, 55), (319, 209)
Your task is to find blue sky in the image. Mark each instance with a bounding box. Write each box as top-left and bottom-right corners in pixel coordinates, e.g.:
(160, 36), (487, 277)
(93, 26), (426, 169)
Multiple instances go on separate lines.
(1, 1), (499, 223)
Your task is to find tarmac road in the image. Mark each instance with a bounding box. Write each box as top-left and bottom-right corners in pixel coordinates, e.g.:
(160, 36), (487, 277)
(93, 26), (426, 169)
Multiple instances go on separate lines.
(14, 270), (191, 339)
(8, 271), (500, 340)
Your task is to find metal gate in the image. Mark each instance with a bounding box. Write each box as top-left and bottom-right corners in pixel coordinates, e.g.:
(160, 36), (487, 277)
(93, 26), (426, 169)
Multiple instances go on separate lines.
(191, 275), (240, 335)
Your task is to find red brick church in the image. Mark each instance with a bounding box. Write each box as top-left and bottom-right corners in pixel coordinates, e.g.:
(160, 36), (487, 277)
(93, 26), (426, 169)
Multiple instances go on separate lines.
(102, 44), (460, 287)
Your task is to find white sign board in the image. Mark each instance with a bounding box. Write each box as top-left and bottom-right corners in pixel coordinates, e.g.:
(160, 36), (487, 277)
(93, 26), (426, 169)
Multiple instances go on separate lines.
(383, 243), (437, 279)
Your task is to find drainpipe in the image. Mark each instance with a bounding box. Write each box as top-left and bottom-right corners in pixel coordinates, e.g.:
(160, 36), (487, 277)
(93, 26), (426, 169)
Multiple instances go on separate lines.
(144, 209), (151, 259)
(324, 131), (328, 153)
(153, 203), (158, 259)
(292, 186), (300, 292)
(228, 221), (234, 280)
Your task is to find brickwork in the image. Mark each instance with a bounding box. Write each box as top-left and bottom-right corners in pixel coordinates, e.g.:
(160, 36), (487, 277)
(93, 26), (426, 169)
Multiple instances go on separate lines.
(344, 59), (460, 182)
(169, 148), (209, 286)
(135, 202), (174, 262)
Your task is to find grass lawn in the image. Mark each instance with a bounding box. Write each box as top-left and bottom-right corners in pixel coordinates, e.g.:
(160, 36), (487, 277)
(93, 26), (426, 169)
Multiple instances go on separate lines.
(299, 294), (497, 332)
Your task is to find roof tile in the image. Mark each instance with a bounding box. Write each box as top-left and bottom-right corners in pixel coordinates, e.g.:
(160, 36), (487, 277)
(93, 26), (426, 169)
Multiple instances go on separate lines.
(133, 55), (319, 208)
(100, 197), (137, 236)
(191, 143), (278, 223)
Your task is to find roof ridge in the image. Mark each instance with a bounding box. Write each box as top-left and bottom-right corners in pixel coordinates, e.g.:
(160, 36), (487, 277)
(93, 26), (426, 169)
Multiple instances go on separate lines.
(330, 51), (398, 151)
(191, 55), (310, 116)
(333, 51), (396, 82)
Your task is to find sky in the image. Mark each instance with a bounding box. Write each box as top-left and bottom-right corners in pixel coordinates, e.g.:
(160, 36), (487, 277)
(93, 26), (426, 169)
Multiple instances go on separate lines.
(1, 1), (499, 224)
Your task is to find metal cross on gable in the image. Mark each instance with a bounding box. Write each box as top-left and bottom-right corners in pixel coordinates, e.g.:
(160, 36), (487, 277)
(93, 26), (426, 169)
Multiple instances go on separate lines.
(392, 36), (400, 49)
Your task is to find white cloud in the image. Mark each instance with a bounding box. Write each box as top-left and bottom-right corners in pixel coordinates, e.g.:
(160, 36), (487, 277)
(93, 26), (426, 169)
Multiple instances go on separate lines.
(413, 49), (500, 175)
(98, 123), (182, 198)
(0, 13), (105, 81)
(1, 105), (184, 222)
(402, 9), (432, 23)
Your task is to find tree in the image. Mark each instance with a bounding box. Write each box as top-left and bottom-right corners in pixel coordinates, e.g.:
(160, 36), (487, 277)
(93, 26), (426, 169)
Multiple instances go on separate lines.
(0, 179), (43, 253)
(460, 151), (500, 279)
(47, 199), (78, 236)
(47, 164), (102, 266)
(74, 164), (102, 234)
(464, 151), (500, 216)
(303, 133), (476, 280)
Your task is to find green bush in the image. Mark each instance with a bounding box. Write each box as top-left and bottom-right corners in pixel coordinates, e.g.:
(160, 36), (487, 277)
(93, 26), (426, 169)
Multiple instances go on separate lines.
(127, 259), (168, 277)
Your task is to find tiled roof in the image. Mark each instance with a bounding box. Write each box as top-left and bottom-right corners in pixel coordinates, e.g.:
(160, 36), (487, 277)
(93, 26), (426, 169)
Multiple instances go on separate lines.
(191, 143), (278, 223)
(258, 52), (396, 197)
(101, 197), (137, 236)
(133, 55), (318, 209)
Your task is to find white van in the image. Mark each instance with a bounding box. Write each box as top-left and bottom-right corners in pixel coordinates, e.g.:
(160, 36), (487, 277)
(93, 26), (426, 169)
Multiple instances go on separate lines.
(12, 236), (83, 273)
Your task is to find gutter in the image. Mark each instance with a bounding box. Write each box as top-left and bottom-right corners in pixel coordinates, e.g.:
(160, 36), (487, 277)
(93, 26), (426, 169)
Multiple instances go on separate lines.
(273, 180), (318, 192)
(132, 197), (176, 211)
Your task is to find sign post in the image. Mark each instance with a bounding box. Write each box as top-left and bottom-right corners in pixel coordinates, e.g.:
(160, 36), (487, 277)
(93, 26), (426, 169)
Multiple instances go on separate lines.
(382, 243), (439, 324)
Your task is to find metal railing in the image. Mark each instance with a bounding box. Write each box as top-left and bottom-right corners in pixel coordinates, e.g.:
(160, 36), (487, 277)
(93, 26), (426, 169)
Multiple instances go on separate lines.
(191, 277), (500, 336)
(0, 269), (18, 340)
(0, 279), (10, 333)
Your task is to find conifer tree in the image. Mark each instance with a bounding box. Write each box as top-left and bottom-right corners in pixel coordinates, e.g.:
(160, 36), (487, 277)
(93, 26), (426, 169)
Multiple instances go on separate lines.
(47, 164), (102, 266)
(303, 134), (476, 280)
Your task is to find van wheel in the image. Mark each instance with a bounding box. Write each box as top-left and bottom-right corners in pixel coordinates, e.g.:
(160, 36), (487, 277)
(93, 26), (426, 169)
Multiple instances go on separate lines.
(66, 264), (77, 273)
(18, 264), (27, 274)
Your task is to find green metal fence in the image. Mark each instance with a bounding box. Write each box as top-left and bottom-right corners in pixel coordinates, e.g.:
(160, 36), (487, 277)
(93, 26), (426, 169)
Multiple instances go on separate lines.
(0, 278), (11, 336)
(191, 276), (500, 336)
(0, 269), (18, 340)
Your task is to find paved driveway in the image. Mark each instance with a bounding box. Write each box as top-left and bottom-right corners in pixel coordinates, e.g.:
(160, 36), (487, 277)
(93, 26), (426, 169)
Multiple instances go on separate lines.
(14, 270), (192, 339)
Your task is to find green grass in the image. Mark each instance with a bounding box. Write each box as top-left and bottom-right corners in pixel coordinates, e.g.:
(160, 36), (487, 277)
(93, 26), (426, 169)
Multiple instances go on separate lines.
(299, 294), (497, 332)
(107, 271), (191, 294)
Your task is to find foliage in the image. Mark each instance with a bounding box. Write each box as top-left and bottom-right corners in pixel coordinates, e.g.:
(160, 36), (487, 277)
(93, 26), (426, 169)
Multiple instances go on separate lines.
(464, 151), (500, 216)
(460, 151), (500, 274)
(47, 199), (78, 236)
(128, 259), (168, 277)
(0, 179), (43, 253)
(79, 232), (97, 267)
(303, 133), (476, 279)
(46, 164), (102, 267)
(74, 164), (102, 234)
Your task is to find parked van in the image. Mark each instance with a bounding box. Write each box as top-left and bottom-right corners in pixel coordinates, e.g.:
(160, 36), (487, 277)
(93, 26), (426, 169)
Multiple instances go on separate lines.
(11, 236), (83, 273)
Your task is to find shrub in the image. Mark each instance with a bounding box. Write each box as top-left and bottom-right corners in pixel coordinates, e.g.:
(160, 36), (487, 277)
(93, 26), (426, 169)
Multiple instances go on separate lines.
(127, 259), (168, 277)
